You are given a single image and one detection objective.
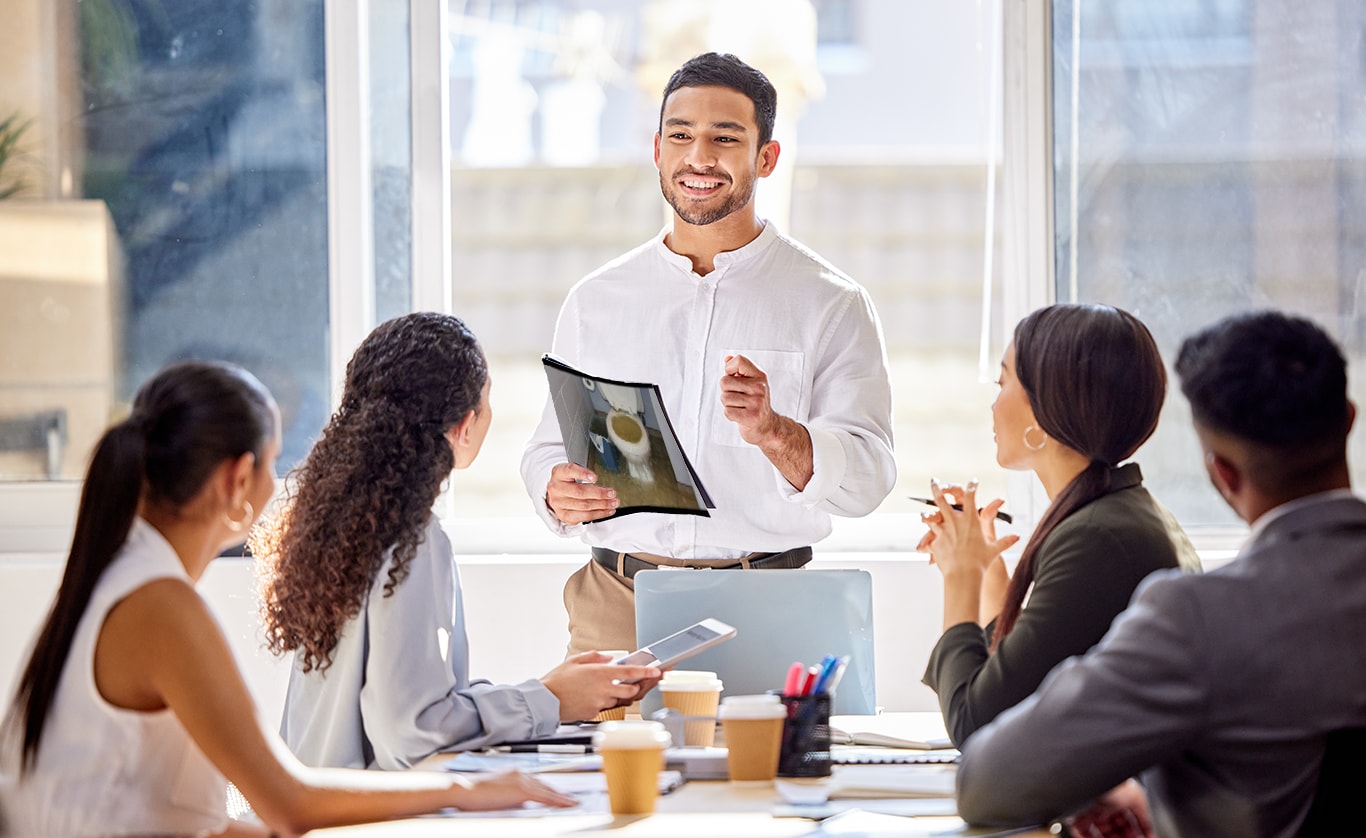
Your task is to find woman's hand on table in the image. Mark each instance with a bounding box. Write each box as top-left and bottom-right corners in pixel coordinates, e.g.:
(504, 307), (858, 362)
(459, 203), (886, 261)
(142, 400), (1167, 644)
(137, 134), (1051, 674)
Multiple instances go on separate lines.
(448, 771), (578, 811)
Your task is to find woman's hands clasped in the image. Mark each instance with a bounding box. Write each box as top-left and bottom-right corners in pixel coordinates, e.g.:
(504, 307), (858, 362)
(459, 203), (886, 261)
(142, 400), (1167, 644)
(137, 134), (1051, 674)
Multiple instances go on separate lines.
(918, 480), (1020, 631)
(917, 479), (1019, 576)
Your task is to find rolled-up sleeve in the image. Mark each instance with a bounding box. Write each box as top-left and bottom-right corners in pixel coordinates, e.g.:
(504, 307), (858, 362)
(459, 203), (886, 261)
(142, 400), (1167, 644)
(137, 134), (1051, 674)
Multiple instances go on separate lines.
(781, 287), (895, 516)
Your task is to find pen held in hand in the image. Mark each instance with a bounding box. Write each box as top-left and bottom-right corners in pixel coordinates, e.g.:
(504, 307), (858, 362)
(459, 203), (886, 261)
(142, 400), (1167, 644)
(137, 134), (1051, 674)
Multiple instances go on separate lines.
(909, 496), (1013, 525)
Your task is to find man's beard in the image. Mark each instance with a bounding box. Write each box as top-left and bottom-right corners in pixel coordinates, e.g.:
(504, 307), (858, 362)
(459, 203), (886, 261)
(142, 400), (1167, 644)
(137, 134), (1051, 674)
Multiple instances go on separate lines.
(659, 168), (755, 226)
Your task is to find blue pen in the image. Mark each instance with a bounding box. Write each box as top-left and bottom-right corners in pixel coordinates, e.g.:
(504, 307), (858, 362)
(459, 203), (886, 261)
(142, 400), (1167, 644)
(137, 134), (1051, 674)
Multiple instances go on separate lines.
(809, 654), (840, 695)
(821, 655), (851, 696)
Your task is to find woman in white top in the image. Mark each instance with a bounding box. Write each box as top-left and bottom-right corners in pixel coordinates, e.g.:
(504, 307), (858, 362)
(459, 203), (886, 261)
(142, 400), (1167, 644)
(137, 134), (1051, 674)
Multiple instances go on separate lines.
(0, 360), (575, 837)
(253, 313), (660, 770)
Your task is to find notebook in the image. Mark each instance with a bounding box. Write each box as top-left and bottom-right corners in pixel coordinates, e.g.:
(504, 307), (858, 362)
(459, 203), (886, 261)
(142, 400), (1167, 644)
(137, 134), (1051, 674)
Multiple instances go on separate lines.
(633, 568), (876, 715)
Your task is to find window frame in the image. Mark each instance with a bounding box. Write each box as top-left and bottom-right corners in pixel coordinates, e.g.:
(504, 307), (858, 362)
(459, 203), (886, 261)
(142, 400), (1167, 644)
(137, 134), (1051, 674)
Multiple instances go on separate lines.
(0, 0), (451, 555)
(3, 0), (1246, 558)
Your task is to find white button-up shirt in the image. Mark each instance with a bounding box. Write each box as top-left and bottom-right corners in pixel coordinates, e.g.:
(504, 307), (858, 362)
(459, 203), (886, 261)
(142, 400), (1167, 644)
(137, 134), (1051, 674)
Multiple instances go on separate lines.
(520, 222), (896, 558)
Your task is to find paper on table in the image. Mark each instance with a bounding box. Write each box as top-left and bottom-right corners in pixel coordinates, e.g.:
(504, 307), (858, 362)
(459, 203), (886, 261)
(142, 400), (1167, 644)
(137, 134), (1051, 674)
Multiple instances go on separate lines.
(536, 769), (685, 797)
(772, 798), (961, 821)
(776, 764), (957, 804)
(811, 809), (973, 835)
(443, 751), (602, 773)
(829, 714), (954, 750)
(832, 745), (960, 765)
(828, 765), (958, 799)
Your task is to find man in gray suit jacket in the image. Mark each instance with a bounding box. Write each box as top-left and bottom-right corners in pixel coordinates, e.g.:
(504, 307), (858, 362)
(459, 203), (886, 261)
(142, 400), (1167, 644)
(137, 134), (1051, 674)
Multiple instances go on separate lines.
(955, 310), (1366, 838)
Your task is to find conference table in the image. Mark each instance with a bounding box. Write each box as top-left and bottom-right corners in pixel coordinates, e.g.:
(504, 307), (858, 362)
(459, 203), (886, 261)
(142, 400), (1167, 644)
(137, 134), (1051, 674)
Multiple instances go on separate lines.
(309, 713), (1055, 837)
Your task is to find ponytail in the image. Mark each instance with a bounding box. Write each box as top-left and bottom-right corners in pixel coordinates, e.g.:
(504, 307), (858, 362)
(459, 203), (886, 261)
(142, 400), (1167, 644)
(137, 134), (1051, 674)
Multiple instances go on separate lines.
(989, 304), (1166, 648)
(991, 460), (1109, 648)
(6, 360), (274, 774)
(11, 419), (146, 772)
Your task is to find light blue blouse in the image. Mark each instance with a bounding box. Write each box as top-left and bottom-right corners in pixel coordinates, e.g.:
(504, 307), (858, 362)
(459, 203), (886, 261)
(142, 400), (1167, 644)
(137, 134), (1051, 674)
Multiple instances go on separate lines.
(280, 516), (560, 769)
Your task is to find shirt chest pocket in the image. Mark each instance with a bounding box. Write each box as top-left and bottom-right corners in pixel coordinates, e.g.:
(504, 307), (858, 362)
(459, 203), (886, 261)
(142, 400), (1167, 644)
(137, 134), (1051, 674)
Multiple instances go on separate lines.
(711, 349), (808, 449)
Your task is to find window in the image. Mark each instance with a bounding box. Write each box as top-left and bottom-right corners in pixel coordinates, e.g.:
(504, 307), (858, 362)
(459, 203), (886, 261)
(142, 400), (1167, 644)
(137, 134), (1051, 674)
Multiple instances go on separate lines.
(441, 0), (1009, 549)
(1049, 0), (1366, 530)
(0, 0), (436, 486)
(1, 1), (330, 480)
(0, 0), (449, 554)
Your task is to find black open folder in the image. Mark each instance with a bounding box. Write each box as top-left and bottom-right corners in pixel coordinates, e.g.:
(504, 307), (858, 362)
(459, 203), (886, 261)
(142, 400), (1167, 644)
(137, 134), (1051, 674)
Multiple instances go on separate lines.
(542, 354), (714, 521)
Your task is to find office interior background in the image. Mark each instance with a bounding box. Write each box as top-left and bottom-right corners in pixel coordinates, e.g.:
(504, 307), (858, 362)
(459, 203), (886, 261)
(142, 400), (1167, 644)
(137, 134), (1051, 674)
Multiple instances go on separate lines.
(1, 0), (1363, 718)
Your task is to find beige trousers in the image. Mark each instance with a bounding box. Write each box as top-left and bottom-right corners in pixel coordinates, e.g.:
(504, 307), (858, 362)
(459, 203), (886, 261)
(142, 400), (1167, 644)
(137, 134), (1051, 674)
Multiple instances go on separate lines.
(563, 558), (637, 656)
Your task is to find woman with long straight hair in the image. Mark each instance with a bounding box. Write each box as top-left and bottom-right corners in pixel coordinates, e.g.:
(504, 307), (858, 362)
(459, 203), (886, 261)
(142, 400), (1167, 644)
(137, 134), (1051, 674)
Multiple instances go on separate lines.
(254, 313), (658, 771)
(0, 360), (574, 837)
(919, 303), (1200, 748)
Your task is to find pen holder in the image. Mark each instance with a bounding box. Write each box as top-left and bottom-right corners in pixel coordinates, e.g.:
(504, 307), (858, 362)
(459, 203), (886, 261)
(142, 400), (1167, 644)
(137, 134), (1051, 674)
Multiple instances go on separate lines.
(777, 693), (831, 777)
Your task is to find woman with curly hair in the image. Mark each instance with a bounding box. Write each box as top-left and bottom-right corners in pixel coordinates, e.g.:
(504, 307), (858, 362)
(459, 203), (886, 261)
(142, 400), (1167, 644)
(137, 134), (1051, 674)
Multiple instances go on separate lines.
(1, 360), (573, 837)
(254, 313), (660, 770)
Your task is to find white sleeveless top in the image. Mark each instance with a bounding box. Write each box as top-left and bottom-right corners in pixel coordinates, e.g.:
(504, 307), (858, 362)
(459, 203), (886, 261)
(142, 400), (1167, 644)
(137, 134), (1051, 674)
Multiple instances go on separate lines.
(0, 519), (228, 836)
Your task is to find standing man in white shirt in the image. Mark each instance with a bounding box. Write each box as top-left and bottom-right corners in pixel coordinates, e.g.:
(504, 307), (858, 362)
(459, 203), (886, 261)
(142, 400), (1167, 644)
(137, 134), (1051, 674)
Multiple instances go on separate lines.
(520, 52), (896, 655)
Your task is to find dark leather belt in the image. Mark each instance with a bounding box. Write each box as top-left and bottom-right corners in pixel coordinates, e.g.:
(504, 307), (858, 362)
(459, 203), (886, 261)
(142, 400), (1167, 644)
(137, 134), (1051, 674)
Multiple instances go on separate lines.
(591, 546), (813, 580)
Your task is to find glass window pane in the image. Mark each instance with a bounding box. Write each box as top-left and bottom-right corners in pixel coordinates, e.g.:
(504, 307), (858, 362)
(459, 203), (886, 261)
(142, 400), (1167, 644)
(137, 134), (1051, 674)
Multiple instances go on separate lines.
(372, 0), (413, 322)
(1052, 0), (1366, 528)
(445, 0), (1005, 526)
(0, 0), (330, 480)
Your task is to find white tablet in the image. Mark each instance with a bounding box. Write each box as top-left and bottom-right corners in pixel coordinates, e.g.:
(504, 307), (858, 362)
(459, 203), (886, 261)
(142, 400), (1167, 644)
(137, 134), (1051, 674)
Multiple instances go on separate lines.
(613, 618), (736, 669)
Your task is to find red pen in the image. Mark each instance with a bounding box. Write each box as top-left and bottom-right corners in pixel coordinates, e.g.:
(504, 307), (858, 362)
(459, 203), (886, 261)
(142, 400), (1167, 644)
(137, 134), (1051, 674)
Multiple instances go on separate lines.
(782, 661), (805, 696)
(800, 665), (821, 696)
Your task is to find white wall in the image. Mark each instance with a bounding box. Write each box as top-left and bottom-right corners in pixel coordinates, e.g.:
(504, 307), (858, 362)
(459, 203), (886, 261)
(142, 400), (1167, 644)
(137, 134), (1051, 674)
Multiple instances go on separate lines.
(0, 549), (947, 725)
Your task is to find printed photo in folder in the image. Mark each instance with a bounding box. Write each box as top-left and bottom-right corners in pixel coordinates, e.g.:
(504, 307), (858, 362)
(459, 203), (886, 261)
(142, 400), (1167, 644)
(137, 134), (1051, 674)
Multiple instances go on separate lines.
(542, 354), (714, 520)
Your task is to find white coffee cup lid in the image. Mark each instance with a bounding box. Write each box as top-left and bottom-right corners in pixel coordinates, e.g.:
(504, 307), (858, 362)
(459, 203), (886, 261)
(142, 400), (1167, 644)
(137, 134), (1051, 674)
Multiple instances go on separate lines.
(592, 720), (672, 749)
(719, 694), (786, 719)
(660, 670), (723, 691)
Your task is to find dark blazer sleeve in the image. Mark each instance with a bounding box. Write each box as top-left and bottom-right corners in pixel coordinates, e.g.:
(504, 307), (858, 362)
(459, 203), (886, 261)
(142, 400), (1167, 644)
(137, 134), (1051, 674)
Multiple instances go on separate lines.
(924, 490), (1180, 747)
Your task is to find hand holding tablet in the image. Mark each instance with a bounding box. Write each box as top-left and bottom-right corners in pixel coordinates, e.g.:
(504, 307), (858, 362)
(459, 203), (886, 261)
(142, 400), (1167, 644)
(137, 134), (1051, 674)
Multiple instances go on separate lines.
(613, 618), (736, 671)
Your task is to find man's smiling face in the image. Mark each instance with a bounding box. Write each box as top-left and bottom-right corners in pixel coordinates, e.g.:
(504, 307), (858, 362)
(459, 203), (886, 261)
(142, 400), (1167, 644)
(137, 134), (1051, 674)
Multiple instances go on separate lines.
(654, 85), (776, 227)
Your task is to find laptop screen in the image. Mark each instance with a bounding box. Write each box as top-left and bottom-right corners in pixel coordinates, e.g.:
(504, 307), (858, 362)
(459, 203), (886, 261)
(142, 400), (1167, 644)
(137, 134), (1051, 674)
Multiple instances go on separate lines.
(633, 568), (877, 715)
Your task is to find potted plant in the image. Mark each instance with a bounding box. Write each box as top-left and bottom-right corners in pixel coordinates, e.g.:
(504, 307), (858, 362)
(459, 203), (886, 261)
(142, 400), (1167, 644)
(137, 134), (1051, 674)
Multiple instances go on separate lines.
(0, 111), (33, 199)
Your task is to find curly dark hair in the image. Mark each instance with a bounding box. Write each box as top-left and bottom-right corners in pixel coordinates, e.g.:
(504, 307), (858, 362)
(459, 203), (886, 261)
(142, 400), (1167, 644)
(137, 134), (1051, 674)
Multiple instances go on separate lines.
(253, 313), (487, 672)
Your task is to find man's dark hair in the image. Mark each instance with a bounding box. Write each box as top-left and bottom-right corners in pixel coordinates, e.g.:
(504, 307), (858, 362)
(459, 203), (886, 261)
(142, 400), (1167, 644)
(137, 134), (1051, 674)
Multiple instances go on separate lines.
(659, 52), (778, 147)
(1176, 310), (1349, 451)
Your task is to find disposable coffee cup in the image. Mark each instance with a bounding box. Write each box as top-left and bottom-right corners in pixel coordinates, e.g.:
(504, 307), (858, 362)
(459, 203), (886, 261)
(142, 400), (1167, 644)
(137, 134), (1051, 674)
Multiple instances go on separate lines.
(592, 720), (672, 815)
(593, 650), (630, 722)
(719, 694), (786, 782)
(658, 670), (723, 746)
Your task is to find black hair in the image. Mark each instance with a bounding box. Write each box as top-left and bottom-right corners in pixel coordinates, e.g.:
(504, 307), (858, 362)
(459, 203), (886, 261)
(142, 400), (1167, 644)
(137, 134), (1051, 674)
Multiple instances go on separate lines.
(659, 52), (778, 147)
(8, 361), (275, 772)
(1177, 310), (1348, 447)
(1176, 310), (1349, 489)
(994, 304), (1167, 646)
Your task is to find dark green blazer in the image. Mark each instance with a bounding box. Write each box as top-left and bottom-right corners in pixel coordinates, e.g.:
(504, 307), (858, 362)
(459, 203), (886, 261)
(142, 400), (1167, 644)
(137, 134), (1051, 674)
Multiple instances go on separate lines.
(923, 463), (1199, 747)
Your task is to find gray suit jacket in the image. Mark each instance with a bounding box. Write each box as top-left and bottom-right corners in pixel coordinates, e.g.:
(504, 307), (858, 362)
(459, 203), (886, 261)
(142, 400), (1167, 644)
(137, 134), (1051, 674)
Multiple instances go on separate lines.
(956, 492), (1366, 838)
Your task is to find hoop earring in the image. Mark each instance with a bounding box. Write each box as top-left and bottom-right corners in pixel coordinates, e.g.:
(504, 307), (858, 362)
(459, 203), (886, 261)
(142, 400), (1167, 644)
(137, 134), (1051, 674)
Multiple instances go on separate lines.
(223, 500), (254, 533)
(1023, 424), (1048, 451)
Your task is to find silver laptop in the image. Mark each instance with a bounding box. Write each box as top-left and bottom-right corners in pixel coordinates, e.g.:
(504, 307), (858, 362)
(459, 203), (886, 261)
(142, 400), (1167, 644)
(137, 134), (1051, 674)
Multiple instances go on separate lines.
(633, 568), (876, 715)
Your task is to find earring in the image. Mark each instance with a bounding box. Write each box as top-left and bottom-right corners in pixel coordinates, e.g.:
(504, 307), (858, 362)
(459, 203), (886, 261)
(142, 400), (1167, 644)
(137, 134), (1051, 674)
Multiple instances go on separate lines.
(223, 500), (254, 533)
(1023, 424), (1047, 451)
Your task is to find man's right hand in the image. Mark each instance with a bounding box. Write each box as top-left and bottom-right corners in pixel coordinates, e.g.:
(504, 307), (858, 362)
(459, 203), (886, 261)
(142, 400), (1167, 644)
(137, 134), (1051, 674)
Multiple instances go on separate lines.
(545, 462), (618, 525)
